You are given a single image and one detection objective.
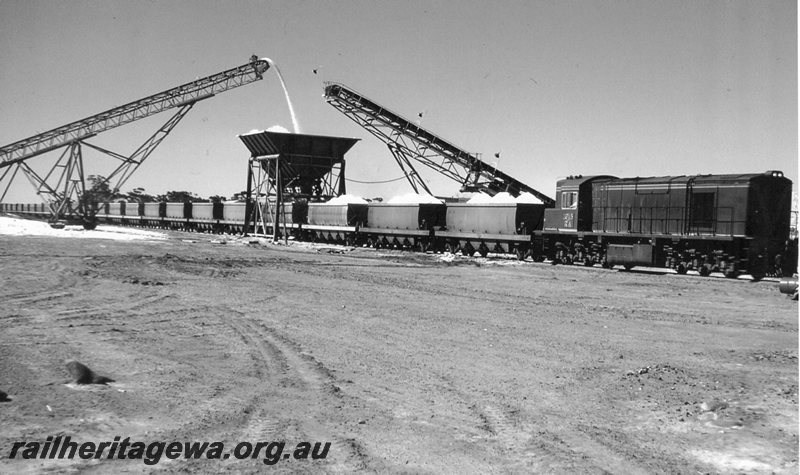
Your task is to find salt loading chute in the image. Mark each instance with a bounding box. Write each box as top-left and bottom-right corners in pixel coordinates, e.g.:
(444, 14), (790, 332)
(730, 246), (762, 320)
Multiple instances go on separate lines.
(237, 130), (359, 238)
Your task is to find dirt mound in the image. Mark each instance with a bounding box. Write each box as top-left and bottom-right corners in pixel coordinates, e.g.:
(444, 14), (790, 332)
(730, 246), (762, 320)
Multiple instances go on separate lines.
(66, 361), (114, 385)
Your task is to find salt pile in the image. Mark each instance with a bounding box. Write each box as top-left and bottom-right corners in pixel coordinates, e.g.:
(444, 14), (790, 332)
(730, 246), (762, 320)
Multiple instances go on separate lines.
(466, 193), (493, 204)
(489, 192), (517, 203)
(466, 192), (543, 204)
(266, 124), (290, 133)
(387, 193), (443, 204)
(0, 216), (166, 241)
(515, 192), (544, 204)
(325, 194), (369, 205)
(239, 124), (290, 137)
(240, 128), (264, 136)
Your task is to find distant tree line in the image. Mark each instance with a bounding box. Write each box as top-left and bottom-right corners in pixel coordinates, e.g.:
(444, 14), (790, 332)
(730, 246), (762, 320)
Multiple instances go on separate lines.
(85, 175), (245, 204)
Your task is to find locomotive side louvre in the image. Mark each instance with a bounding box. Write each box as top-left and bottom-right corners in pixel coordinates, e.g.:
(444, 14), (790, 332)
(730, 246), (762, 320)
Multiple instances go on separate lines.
(592, 176), (692, 235)
(590, 172), (791, 239)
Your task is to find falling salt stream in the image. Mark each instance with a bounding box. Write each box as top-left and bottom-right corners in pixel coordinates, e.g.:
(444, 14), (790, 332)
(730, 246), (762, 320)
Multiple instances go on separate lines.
(264, 58), (301, 134)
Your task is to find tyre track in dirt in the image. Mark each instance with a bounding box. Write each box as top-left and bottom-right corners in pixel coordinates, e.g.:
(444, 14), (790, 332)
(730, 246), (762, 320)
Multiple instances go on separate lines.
(133, 301), (375, 473)
(223, 312), (375, 472)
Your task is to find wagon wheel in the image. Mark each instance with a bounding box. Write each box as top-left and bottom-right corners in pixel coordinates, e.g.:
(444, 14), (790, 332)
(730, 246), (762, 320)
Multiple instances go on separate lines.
(698, 266), (711, 277)
(415, 241), (427, 253)
(676, 264), (688, 275)
(461, 244), (474, 257)
(749, 271), (765, 282)
(445, 242), (456, 254)
(514, 247), (527, 261)
(623, 264), (634, 271)
(478, 246), (489, 258)
(583, 259), (595, 267)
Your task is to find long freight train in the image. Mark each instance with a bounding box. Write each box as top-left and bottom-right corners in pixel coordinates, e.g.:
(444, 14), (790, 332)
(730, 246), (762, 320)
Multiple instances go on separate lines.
(3, 171), (795, 279)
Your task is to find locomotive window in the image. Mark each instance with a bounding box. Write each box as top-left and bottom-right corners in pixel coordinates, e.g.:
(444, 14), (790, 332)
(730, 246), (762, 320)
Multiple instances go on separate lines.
(690, 192), (715, 230)
(561, 192), (578, 209)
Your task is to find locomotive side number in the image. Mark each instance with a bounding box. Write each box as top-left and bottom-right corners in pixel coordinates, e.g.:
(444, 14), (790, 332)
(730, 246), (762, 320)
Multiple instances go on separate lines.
(563, 212), (574, 228)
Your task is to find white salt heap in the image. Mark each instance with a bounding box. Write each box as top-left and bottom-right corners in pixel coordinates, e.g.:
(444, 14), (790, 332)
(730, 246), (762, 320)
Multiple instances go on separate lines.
(241, 128), (264, 136)
(467, 192), (544, 204)
(490, 192), (517, 203)
(266, 124), (290, 133)
(0, 216), (166, 241)
(239, 124), (290, 136)
(387, 193), (443, 204)
(325, 194), (369, 205)
(466, 193), (493, 204)
(515, 192), (544, 204)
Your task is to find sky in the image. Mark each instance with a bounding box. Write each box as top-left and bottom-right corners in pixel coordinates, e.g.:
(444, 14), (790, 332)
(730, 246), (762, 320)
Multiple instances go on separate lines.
(0, 0), (796, 203)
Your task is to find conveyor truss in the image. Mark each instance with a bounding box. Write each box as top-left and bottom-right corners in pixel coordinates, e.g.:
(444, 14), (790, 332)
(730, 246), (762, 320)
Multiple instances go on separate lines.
(323, 82), (554, 206)
(0, 56), (270, 227)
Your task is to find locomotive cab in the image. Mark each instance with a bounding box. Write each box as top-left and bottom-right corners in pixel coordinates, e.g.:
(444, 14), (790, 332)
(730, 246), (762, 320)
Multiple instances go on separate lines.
(543, 175), (615, 232)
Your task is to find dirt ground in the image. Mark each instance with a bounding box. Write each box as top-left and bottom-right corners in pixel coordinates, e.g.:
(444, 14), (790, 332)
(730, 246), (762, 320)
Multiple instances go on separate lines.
(0, 226), (797, 473)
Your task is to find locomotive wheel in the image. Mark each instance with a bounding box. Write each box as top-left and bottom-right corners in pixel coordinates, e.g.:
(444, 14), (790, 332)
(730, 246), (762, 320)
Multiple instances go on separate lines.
(601, 261), (612, 269)
(749, 272), (765, 282)
(583, 259), (594, 267)
(676, 264), (688, 275)
(724, 269), (738, 279)
(623, 264), (634, 271)
(698, 266), (711, 277)
(82, 221), (97, 231)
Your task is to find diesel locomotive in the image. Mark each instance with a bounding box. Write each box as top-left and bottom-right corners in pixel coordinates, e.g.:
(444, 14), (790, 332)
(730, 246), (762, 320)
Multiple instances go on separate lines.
(2, 170), (794, 279)
(539, 170), (794, 279)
